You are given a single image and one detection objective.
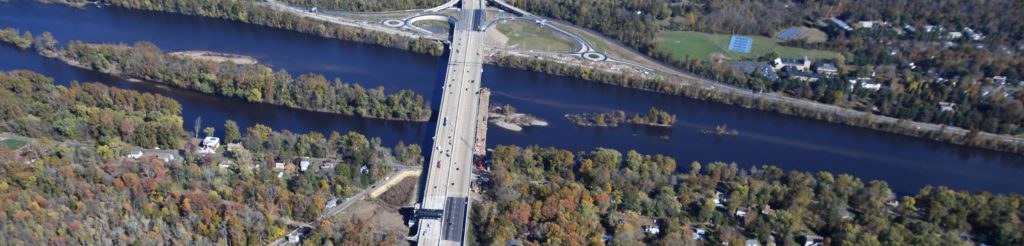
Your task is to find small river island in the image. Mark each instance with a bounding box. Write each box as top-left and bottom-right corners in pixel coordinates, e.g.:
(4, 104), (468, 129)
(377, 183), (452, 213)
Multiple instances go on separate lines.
(489, 104), (547, 132)
(565, 107), (678, 127)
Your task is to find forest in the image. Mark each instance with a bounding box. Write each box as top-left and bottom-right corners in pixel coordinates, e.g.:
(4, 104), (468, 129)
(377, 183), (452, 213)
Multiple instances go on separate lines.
(473, 145), (1024, 245)
(279, 0), (445, 12)
(509, 0), (1024, 136)
(0, 70), (183, 149)
(0, 68), (422, 244)
(0, 29), (433, 121)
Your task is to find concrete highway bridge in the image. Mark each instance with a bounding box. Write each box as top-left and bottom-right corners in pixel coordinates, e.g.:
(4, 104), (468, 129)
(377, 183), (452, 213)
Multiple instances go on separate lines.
(266, 0), (617, 245)
(413, 0), (485, 245)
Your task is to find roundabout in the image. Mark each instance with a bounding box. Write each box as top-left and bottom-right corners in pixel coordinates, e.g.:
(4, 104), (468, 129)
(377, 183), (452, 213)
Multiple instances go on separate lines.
(382, 19), (405, 27)
(582, 52), (607, 61)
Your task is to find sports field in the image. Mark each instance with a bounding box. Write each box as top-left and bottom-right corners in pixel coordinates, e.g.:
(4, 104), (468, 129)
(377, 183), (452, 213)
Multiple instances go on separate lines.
(655, 31), (841, 62)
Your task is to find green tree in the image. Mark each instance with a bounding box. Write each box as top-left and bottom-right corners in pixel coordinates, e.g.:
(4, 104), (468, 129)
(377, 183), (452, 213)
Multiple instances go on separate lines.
(203, 127), (215, 138)
(224, 120), (241, 143)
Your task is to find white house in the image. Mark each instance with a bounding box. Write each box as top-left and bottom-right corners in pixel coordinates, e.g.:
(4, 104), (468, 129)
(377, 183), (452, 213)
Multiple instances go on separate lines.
(692, 228), (707, 240)
(858, 21), (876, 28)
(300, 160), (311, 172)
(773, 57), (812, 71)
(947, 31), (963, 39)
(158, 153), (176, 163)
(321, 161), (336, 170)
(198, 136), (220, 154)
(275, 162), (286, 170)
(325, 198), (339, 209)
(849, 78), (882, 91)
(127, 149), (143, 159)
(938, 102), (957, 112)
(746, 239), (761, 246)
(643, 219), (661, 235)
(736, 207), (750, 218)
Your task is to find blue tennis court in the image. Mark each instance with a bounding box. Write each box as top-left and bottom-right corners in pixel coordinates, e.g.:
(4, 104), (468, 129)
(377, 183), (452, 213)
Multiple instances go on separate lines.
(777, 28), (805, 41)
(728, 36), (752, 53)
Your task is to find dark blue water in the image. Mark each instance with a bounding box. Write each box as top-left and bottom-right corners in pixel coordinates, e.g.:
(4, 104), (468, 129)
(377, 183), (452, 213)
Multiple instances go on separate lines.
(2, 1), (1022, 194)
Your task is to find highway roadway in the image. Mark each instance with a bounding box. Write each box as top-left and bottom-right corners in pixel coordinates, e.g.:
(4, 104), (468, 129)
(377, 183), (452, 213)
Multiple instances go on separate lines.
(416, 0), (485, 245)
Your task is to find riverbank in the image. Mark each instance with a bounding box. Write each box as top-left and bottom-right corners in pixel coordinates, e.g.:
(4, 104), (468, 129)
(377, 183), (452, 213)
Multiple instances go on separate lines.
(168, 50), (258, 65)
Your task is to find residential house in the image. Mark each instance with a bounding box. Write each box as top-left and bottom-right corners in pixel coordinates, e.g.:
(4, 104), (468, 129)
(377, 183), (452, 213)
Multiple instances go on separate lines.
(964, 27), (984, 40)
(760, 204), (775, 215)
(325, 198), (339, 209)
(814, 62), (839, 76)
(713, 191), (727, 209)
(992, 76), (1008, 85)
(299, 159), (311, 172)
(275, 162), (286, 170)
(773, 57), (812, 71)
(732, 62), (780, 81)
(829, 17), (852, 31)
(198, 136), (220, 154)
(857, 20), (876, 29)
(801, 235), (825, 246)
(781, 66), (821, 82)
(321, 161), (336, 170)
(903, 24), (917, 33)
(947, 31), (963, 39)
(158, 153), (176, 163)
(938, 102), (957, 112)
(692, 227), (707, 241)
(746, 239), (761, 246)
(849, 78), (883, 91)
(736, 207), (750, 218)
(643, 224), (660, 235)
(923, 25), (937, 33)
(127, 149), (143, 159)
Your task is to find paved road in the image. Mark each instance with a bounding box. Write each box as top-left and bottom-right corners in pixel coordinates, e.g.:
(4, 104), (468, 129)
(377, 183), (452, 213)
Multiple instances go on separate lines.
(416, 0), (485, 245)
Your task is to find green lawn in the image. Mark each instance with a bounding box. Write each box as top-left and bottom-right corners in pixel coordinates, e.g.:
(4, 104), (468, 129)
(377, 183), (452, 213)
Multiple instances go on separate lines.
(495, 21), (577, 53)
(413, 20), (451, 32)
(655, 31), (842, 62)
(1, 139), (27, 150)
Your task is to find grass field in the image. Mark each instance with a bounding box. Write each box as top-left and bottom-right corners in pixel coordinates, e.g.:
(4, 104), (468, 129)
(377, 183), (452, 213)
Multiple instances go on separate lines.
(1, 139), (27, 150)
(413, 20), (451, 33)
(656, 31), (842, 62)
(494, 21), (577, 53)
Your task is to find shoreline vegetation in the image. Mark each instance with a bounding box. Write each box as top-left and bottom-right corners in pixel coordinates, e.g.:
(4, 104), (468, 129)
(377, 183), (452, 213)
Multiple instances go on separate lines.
(565, 107), (677, 128)
(488, 104), (547, 132)
(18, 1), (1024, 154)
(0, 28), (433, 122)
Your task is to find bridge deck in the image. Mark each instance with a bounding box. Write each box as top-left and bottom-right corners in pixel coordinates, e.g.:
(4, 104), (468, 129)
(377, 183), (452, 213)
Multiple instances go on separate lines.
(417, 0), (485, 245)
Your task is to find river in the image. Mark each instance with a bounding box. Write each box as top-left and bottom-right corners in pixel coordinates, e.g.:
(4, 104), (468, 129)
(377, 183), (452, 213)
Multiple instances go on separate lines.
(1, 1), (1022, 194)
